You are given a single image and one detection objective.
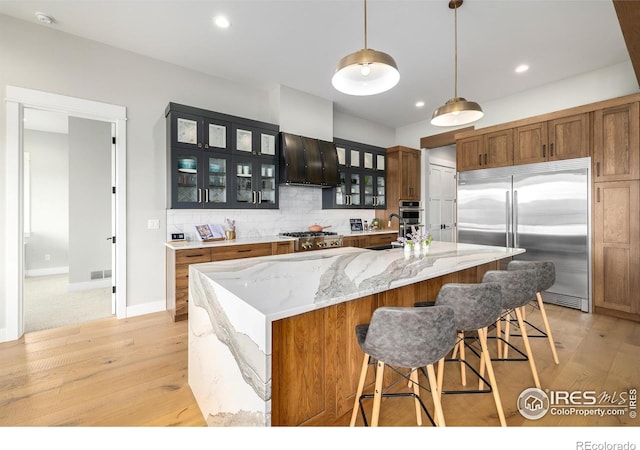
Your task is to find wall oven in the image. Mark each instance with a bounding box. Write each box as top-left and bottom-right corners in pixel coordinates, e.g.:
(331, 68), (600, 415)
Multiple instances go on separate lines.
(398, 200), (423, 236)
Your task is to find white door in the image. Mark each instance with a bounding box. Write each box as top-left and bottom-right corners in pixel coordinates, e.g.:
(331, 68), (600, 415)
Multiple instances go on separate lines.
(428, 164), (457, 242)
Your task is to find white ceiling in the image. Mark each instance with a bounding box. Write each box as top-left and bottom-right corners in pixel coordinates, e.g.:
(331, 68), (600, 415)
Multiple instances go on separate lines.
(0, 0), (631, 129)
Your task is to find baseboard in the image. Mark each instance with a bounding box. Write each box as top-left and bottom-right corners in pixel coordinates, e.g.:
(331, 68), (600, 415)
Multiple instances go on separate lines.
(25, 266), (69, 277)
(126, 300), (166, 318)
(67, 278), (112, 292)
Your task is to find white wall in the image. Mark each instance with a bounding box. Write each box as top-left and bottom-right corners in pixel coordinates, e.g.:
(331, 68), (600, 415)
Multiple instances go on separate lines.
(23, 129), (69, 274)
(396, 61), (640, 148)
(333, 110), (395, 148)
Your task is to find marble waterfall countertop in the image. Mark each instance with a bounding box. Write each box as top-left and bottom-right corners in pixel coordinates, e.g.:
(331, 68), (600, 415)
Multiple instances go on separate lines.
(188, 241), (525, 426)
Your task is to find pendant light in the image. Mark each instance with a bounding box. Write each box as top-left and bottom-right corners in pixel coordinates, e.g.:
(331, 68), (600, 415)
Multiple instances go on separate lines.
(431, 0), (483, 126)
(331, 0), (400, 96)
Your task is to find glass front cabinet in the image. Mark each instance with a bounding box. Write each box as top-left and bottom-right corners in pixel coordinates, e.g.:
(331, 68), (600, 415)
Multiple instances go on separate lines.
(323, 138), (386, 209)
(167, 103), (279, 209)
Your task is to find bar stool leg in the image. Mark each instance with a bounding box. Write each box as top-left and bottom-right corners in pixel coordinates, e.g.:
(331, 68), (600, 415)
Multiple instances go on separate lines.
(496, 316), (503, 359)
(503, 312), (512, 359)
(370, 360), (386, 427)
(350, 353), (370, 426)
(410, 369), (422, 426)
(478, 347), (486, 391)
(458, 332), (467, 386)
(478, 327), (507, 427)
(536, 291), (560, 364)
(426, 363), (446, 427)
(514, 307), (541, 389)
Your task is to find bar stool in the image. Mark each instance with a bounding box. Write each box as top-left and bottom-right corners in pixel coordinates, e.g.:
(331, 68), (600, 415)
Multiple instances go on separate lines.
(349, 305), (457, 427)
(507, 260), (560, 364)
(482, 269), (542, 389)
(433, 282), (507, 427)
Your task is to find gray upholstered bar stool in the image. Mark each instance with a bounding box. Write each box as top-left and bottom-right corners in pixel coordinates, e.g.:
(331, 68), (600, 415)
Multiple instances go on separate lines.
(433, 282), (507, 427)
(482, 269), (542, 389)
(507, 260), (560, 364)
(349, 305), (457, 427)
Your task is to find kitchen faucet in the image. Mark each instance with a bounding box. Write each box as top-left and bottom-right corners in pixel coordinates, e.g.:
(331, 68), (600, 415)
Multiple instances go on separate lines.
(388, 213), (407, 241)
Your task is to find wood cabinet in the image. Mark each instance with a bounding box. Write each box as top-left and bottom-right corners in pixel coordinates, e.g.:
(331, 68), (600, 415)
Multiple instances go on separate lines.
(342, 232), (397, 249)
(514, 113), (589, 165)
(593, 102), (640, 182)
(456, 130), (513, 171)
(166, 241), (293, 321)
(593, 181), (640, 319)
(386, 145), (420, 201)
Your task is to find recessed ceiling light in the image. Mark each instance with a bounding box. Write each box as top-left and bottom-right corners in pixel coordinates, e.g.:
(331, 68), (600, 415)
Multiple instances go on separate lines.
(515, 64), (529, 74)
(35, 12), (54, 25)
(415, 101), (425, 108)
(213, 15), (231, 29)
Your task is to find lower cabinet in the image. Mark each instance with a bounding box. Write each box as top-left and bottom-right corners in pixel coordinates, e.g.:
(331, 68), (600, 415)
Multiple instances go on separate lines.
(593, 180), (640, 320)
(270, 260), (499, 426)
(342, 232), (398, 249)
(166, 240), (294, 321)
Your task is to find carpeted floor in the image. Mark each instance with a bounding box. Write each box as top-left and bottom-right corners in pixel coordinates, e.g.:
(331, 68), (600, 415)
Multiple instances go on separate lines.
(23, 274), (113, 333)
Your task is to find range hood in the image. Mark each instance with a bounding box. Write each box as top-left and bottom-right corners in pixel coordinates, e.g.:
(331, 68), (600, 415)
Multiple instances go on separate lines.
(279, 132), (340, 188)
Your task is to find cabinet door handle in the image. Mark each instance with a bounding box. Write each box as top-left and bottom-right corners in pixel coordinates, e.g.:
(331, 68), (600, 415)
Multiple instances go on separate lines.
(542, 144), (546, 158)
(186, 253), (205, 258)
(258, 191), (262, 204)
(205, 189), (210, 203)
(484, 153), (488, 165)
(197, 143), (202, 148)
(198, 188), (202, 203)
(596, 187), (601, 203)
(204, 144), (209, 149)
(596, 162), (601, 177)
(478, 154), (482, 166)
(550, 143), (554, 157)
(252, 191), (257, 204)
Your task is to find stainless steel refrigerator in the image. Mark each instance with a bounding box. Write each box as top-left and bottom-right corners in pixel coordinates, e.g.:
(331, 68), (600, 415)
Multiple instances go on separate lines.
(457, 157), (591, 312)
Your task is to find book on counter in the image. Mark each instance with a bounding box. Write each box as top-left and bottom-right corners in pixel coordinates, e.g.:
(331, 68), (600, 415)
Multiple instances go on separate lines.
(195, 223), (225, 241)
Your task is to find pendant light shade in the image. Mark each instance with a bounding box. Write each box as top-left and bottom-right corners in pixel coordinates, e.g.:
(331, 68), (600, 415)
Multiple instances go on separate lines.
(332, 0), (399, 96)
(431, 0), (483, 126)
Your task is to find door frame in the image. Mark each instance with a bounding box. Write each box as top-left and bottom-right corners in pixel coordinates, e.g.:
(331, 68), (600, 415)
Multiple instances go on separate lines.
(4, 86), (127, 342)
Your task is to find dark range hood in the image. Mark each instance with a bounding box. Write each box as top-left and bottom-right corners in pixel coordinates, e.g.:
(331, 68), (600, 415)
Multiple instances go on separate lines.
(279, 132), (340, 188)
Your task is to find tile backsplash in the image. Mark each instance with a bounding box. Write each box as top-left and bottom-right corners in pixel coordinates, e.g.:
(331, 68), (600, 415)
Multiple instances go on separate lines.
(166, 185), (389, 241)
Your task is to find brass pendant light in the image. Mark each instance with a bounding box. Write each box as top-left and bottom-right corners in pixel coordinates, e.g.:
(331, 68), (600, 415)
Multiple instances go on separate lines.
(431, 0), (483, 126)
(332, 0), (400, 96)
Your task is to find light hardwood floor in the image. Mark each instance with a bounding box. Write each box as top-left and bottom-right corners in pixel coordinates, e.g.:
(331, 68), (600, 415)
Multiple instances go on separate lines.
(0, 304), (638, 427)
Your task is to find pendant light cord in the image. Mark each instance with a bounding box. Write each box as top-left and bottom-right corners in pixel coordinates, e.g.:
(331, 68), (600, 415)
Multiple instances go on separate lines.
(364, 0), (368, 49)
(454, 2), (458, 98)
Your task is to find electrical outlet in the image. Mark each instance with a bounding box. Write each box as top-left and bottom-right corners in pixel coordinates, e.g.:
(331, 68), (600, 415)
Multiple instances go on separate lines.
(147, 219), (160, 230)
(44, 254), (51, 261)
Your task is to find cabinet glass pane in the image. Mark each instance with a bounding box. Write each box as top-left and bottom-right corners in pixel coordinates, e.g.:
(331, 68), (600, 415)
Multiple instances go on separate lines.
(260, 163), (276, 204)
(377, 177), (385, 207)
(207, 157), (226, 203)
(208, 124), (226, 149)
(236, 163), (253, 203)
(364, 152), (374, 170)
(350, 173), (361, 205)
(377, 154), (385, 170)
(177, 118), (198, 145)
(177, 156), (198, 202)
(350, 150), (360, 167)
(336, 147), (346, 166)
(236, 129), (252, 152)
(336, 172), (347, 205)
(364, 174), (374, 206)
(261, 133), (276, 156)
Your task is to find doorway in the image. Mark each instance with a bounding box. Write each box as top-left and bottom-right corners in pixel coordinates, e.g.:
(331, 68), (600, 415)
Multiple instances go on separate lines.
(22, 110), (114, 332)
(427, 163), (457, 243)
(4, 86), (127, 342)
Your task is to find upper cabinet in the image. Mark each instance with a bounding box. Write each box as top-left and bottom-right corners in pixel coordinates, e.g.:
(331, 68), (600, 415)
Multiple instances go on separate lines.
(514, 113), (589, 165)
(593, 102), (640, 182)
(386, 145), (420, 201)
(166, 103), (280, 209)
(457, 130), (513, 172)
(323, 138), (386, 209)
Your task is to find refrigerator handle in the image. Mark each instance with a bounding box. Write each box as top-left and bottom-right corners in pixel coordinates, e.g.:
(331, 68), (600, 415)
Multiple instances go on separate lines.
(505, 191), (511, 248)
(513, 190), (519, 248)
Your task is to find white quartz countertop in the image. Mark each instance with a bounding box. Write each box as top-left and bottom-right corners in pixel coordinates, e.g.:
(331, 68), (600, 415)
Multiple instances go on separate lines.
(190, 241), (525, 323)
(165, 230), (397, 250)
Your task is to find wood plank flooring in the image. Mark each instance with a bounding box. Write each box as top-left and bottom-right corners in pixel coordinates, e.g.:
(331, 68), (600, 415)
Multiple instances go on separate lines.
(0, 304), (638, 428)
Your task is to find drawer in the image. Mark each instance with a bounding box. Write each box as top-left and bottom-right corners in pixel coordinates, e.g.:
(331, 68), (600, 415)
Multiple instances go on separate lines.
(211, 243), (272, 261)
(175, 248), (212, 265)
(368, 233), (397, 247)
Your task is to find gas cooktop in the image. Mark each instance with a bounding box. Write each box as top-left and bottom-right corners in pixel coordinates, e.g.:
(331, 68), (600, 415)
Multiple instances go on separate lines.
(279, 231), (343, 252)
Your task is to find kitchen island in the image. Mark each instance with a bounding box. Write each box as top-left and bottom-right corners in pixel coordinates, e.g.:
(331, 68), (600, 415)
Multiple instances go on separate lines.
(188, 241), (525, 426)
